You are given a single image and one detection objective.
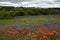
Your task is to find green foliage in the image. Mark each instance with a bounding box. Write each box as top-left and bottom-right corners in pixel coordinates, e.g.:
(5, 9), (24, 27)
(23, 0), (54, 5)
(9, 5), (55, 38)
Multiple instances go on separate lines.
(0, 10), (15, 19)
(0, 6), (60, 19)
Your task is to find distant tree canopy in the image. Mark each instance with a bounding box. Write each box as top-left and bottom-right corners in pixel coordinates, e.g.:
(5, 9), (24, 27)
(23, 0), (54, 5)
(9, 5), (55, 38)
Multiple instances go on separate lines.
(0, 6), (60, 19)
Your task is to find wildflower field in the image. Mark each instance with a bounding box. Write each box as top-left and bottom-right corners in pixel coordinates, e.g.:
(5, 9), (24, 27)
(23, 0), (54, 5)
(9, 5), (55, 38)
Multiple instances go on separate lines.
(0, 16), (60, 40)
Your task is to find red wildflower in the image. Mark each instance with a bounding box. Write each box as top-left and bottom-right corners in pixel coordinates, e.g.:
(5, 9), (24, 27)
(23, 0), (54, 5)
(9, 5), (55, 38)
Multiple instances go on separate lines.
(21, 29), (28, 33)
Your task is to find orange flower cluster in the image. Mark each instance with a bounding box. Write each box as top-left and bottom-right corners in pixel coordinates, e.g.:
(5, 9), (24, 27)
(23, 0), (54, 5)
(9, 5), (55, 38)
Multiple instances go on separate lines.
(0, 25), (60, 40)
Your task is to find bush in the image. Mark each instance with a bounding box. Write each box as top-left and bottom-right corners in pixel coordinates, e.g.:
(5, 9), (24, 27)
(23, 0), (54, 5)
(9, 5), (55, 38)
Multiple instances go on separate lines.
(0, 11), (15, 19)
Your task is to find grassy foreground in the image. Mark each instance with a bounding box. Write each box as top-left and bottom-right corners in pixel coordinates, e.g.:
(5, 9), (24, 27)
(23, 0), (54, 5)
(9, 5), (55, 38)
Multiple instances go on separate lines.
(0, 16), (60, 40)
(0, 16), (60, 28)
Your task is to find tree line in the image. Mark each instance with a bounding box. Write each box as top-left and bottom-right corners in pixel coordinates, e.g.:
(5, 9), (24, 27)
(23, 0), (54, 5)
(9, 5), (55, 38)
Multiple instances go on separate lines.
(0, 6), (60, 19)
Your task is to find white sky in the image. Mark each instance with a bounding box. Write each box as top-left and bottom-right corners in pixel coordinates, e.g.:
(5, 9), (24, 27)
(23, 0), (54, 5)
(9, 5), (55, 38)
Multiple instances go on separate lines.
(0, 0), (60, 8)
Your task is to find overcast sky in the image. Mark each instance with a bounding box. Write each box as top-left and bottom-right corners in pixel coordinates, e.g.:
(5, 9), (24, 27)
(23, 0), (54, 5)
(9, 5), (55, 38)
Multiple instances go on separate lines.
(0, 0), (60, 8)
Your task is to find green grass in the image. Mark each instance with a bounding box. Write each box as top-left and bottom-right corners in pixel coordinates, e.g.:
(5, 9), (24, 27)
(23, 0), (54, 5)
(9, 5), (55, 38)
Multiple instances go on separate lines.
(0, 16), (60, 28)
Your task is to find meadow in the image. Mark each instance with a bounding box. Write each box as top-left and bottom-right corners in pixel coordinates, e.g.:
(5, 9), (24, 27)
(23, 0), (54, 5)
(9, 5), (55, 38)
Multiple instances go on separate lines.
(0, 15), (60, 28)
(0, 15), (60, 40)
